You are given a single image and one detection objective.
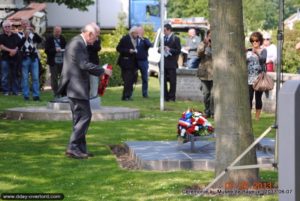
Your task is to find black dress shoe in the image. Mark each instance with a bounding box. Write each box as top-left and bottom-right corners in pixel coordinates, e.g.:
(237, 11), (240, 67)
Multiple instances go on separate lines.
(65, 150), (88, 159)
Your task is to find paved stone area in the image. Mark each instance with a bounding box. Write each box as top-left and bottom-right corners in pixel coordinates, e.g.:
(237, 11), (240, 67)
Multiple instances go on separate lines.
(5, 106), (140, 121)
(126, 138), (275, 171)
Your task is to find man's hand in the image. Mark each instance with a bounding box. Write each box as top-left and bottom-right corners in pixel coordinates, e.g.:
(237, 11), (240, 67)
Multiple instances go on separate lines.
(24, 26), (33, 38)
(184, 46), (190, 51)
(164, 46), (170, 52)
(9, 48), (17, 57)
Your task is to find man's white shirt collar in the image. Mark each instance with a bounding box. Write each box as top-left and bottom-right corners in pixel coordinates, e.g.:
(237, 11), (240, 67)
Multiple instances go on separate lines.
(80, 34), (87, 46)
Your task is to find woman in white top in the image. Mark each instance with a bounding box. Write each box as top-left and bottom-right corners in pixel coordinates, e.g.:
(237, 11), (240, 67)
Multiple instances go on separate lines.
(262, 33), (277, 72)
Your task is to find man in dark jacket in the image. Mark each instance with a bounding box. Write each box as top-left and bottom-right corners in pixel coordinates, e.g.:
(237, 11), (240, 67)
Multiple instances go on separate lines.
(0, 20), (23, 96)
(58, 23), (112, 159)
(45, 26), (66, 97)
(116, 26), (139, 101)
(162, 24), (181, 101)
(136, 26), (152, 98)
(87, 23), (101, 98)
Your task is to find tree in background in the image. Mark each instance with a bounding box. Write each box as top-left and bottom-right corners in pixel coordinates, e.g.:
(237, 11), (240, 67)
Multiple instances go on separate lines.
(209, 0), (258, 187)
(167, 0), (299, 31)
(243, 0), (298, 32)
(243, 0), (278, 31)
(111, 12), (128, 47)
(167, 0), (209, 18)
(26, 0), (94, 11)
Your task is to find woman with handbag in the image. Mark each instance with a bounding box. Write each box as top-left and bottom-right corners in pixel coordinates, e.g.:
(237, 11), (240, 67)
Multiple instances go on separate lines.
(246, 32), (267, 120)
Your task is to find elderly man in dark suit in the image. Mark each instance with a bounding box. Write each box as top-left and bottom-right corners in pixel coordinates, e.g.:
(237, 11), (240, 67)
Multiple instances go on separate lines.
(58, 23), (112, 159)
(45, 26), (67, 98)
(162, 24), (181, 102)
(116, 26), (139, 101)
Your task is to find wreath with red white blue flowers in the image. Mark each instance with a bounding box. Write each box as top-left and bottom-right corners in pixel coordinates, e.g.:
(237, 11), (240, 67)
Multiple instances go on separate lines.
(177, 109), (214, 139)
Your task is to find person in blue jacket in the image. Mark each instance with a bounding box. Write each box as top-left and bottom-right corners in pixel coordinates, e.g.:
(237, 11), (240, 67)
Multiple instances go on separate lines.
(136, 26), (152, 98)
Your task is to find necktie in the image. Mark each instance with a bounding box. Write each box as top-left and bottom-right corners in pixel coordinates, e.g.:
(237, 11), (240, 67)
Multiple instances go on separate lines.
(164, 36), (168, 43)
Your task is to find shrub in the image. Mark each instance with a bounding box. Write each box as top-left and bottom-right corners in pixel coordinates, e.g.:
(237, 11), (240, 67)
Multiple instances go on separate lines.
(102, 12), (128, 48)
(143, 23), (156, 42)
(100, 50), (123, 87)
(283, 23), (300, 73)
(38, 50), (48, 90)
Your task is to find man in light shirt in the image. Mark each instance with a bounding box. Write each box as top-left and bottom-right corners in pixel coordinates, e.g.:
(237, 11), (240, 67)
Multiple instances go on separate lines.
(184, 28), (201, 69)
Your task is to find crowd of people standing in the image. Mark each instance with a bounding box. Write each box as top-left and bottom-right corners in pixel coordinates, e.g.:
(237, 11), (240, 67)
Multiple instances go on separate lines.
(0, 18), (291, 159)
(0, 19), (42, 101)
(0, 18), (283, 122)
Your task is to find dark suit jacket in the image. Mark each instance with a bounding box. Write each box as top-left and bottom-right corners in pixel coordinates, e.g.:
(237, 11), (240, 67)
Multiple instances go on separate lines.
(116, 34), (137, 69)
(164, 34), (181, 69)
(57, 35), (105, 100)
(87, 39), (101, 65)
(45, 35), (67, 66)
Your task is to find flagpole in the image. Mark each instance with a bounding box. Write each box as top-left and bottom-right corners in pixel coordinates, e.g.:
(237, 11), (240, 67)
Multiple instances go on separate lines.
(160, 0), (166, 111)
(275, 0), (284, 165)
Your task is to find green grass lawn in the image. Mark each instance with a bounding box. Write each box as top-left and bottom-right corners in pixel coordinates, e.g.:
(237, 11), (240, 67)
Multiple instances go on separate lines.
(0, 77), (277, 201)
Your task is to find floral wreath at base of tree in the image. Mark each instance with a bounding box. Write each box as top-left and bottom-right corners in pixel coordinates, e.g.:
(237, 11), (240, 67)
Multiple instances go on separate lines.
(177, 109), (214, 140)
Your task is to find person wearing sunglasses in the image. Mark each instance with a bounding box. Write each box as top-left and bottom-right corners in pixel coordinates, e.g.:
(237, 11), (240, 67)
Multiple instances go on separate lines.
(246, 31), (267, 120)
(262, 33), (277, 72)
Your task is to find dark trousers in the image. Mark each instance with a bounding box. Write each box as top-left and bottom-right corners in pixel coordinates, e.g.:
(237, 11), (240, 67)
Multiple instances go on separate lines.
(68, 97), (92, 153)
(137, 60), (149, 97)
(164, 68), (177, 101)
(248, 85), (263, 109)
(201, 80), (214, 116)
(49, 64), (63, 96)
(121, 68), (137, 99)
(1, 60), (19, 94)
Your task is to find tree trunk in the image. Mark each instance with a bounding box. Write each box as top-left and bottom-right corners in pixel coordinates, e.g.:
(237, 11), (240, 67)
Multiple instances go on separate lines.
(209, 0), (259, 188)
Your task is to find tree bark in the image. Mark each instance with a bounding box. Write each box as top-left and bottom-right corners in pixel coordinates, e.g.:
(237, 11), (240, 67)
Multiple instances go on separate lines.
(209, 0), (259, 188)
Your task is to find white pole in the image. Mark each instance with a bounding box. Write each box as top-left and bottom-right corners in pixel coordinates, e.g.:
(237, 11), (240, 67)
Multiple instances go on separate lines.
(160, 0), (166, 111)
(275, 0), (284, 166)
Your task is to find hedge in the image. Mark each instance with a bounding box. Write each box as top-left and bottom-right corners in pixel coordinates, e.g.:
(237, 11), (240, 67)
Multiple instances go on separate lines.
(99, 50), (123, 87)
(282, 22), (300, 73)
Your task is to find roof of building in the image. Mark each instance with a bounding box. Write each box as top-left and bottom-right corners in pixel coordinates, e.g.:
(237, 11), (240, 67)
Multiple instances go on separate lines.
(7, 3), (46, 25)
(284, 11), (300, 24)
